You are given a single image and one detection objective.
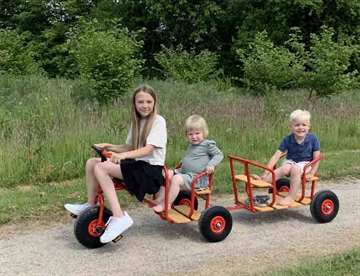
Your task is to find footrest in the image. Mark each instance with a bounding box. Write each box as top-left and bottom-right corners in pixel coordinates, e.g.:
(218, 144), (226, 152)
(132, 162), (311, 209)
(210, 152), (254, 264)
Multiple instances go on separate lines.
(235, 174), (272, 188)
(174, 205), (202, 221)
(166, 209), (191, 223)
(195, 189), (211, 195)
(278, 192), (312, 205)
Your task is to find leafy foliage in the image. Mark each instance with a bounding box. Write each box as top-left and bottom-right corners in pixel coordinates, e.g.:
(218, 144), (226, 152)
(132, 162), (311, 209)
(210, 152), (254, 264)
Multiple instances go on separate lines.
(0, 29), (42, 75)
(299, 27), (359, 98)
(155, 45), (220, 83)
(71, 19), (143, 104)
(237, 31), (304, 94)
(238, 27), (359, 98)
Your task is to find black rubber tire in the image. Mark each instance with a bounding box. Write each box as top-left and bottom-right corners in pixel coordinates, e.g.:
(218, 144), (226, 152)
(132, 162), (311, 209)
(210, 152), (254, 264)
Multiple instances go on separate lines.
(268, 178), (290, 194)
(310, 190), (339, 223)
(74, 205), (112, 248)
(198, 205), (232, 242)
(173, 190), (198, 210)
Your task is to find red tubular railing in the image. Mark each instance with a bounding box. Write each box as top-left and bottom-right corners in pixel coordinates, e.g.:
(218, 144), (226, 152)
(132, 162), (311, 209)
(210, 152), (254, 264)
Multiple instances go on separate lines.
(298, 153), (323, 202)
(228, 155), (277, 209)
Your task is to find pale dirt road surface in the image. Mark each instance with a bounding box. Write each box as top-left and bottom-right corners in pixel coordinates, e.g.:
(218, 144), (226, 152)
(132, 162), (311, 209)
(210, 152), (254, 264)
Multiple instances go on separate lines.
(1, 181), (359, 276)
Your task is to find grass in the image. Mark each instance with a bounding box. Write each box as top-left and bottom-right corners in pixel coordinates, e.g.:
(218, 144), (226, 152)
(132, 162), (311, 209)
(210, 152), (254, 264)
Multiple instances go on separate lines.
(1, 75), (360, 189)
(0, 75), (359, 275)
(255, 248), (360, 276)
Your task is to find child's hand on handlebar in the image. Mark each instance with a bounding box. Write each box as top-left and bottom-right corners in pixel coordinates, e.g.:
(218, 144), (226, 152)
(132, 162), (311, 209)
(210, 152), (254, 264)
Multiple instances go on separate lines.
(110, 152), (127, 164)
(206, 166), (215, 175)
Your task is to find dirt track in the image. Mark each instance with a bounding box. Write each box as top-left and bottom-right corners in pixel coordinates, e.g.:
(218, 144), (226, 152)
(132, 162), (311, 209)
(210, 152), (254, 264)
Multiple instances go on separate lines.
(1, 181), (359, 276)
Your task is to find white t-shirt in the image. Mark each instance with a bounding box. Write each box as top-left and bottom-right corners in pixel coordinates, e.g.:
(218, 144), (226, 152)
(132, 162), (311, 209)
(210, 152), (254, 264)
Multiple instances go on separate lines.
(125, 115), (167, 166)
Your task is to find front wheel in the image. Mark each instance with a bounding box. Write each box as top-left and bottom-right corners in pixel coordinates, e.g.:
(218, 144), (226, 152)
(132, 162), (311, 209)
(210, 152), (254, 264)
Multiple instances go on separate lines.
(198, 206), (232, 242)
(74, 205), (112, 248)
(310, 190), (339, 223)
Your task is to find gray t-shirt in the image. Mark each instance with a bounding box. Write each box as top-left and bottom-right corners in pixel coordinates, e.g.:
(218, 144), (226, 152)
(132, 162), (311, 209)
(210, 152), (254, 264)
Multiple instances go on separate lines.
(125, 115), (167, 166)
(175, 139), (224, 189)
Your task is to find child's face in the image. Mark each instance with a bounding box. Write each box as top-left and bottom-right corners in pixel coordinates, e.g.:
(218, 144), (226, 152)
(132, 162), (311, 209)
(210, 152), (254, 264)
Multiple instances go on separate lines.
(135, 91), (155, 118)
(186, 129), (205, 145)
(290, 118), (310, 139)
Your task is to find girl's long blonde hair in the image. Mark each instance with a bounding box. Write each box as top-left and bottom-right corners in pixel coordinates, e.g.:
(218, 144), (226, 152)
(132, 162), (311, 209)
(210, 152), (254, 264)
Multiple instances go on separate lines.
(131, 84), (158, 150)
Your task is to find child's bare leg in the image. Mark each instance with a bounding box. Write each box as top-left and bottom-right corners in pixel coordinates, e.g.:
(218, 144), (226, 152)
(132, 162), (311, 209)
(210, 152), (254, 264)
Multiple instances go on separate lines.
(253, 163), (292, 183)
(278, 165), (301, 206)
(153, 174), (183, 212)
(94, 161), (125, 217)
(154, 170), (174, 204)
(86, 158), (102, 204)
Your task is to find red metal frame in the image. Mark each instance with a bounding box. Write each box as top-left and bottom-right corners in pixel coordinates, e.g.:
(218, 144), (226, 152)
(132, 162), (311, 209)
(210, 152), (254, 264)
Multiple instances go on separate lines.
(227, 153), (323, 213)
(92, 149), (214, 224)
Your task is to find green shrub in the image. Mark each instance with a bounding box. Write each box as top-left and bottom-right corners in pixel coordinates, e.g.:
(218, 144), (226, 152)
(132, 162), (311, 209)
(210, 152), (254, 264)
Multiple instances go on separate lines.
(155, 45), (221, 83)
(71, 19), (143, 105)
(0, 29), (42, 75)
(237, 31), (304, 95)
(237, 27), (359, 99)
(299, 27), (359, 98)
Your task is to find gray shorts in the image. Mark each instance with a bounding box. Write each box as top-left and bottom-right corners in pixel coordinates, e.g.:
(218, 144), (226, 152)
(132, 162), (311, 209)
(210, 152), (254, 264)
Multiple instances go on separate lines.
(175, 171), (209, 190)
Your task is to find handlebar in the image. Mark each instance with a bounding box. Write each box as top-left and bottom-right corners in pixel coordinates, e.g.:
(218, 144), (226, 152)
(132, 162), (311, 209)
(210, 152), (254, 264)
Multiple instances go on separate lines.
(91, 144), (112, 162)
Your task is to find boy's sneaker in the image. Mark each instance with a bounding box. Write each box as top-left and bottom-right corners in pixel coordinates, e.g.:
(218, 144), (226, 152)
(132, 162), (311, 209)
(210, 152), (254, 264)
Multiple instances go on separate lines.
(64, 202), (91, 216)
(245, 195), (270, 207)
(100, 212), (134, 244)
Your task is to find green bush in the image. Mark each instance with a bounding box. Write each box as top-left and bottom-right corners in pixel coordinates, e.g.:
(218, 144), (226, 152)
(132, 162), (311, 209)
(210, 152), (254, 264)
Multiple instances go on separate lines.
(299, 27), (359, 98)
(0, 29), (42, 75)
(237, 28), (359, 99)
(155, 45), (221, 83)
(237, 31), (304, 94)
(71, 19), (143, 105)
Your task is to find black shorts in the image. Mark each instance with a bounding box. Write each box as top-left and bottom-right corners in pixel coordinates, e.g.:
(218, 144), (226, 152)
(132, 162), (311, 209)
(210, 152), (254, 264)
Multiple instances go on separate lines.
(120, 159), (164, 202)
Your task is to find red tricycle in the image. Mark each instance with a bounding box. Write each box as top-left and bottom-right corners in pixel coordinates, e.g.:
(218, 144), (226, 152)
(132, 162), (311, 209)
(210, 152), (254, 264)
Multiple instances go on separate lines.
(226, 153), (339, 223)
(71, 145), (232, 248)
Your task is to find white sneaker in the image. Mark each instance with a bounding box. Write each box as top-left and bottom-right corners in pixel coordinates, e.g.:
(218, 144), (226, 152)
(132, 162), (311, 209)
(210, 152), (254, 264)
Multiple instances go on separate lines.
(100, 212), (134, 243)
(64, 202), (91, 216)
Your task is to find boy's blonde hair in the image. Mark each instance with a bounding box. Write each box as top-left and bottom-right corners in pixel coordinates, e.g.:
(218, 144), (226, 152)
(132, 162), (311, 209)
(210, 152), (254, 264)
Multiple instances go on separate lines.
(289, 109), (311, 123)
(184, 115), (209, 138)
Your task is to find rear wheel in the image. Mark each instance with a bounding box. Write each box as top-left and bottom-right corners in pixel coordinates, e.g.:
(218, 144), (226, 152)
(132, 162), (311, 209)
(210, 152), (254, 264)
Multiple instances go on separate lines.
(74, 205), (112, 248)
(268, 178), (290, 194)
(198, 206), (232, 242)
(310, 190), (339, 223)
(173, 190), (198, 210)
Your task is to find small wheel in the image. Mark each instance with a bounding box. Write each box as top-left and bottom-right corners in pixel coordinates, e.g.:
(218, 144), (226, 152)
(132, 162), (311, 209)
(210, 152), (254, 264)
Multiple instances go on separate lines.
(198, 206), (232, 242)
(74, 205), (112, 248)
(268, 178), (290, 194)
(173, 190), (198, 210)
(310, 190), (339, 223)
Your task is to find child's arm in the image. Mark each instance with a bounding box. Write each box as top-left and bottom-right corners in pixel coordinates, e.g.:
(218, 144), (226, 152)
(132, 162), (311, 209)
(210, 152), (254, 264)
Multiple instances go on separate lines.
(206, 141), (224, 174)
(111, 144), (155, 164)
(305, 150), (321, 179)
(261, 150), (284, 179)
(97, 143), (132, 153)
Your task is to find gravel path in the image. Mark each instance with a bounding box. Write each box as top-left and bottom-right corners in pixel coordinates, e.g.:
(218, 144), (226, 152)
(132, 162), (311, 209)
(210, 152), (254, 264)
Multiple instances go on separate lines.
(1, 181), (359, 276)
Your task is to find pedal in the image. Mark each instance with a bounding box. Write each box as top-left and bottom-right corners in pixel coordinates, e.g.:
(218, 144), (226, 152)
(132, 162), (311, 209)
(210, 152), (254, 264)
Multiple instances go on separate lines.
(112, 234), (123, 243)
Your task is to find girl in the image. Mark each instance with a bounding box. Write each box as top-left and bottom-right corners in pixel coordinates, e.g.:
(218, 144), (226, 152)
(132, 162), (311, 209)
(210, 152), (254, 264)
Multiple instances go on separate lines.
(65, 84), (167, 243)
(153, 115), (223, 212)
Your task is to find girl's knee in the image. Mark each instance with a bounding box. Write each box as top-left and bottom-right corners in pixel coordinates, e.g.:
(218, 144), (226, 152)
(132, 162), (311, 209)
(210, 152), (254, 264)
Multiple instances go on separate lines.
(86, 158), (100, 168)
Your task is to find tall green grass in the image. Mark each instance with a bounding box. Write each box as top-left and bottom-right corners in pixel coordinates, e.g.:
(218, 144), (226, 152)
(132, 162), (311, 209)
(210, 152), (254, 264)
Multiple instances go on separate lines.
(1, 75), (360, 189)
